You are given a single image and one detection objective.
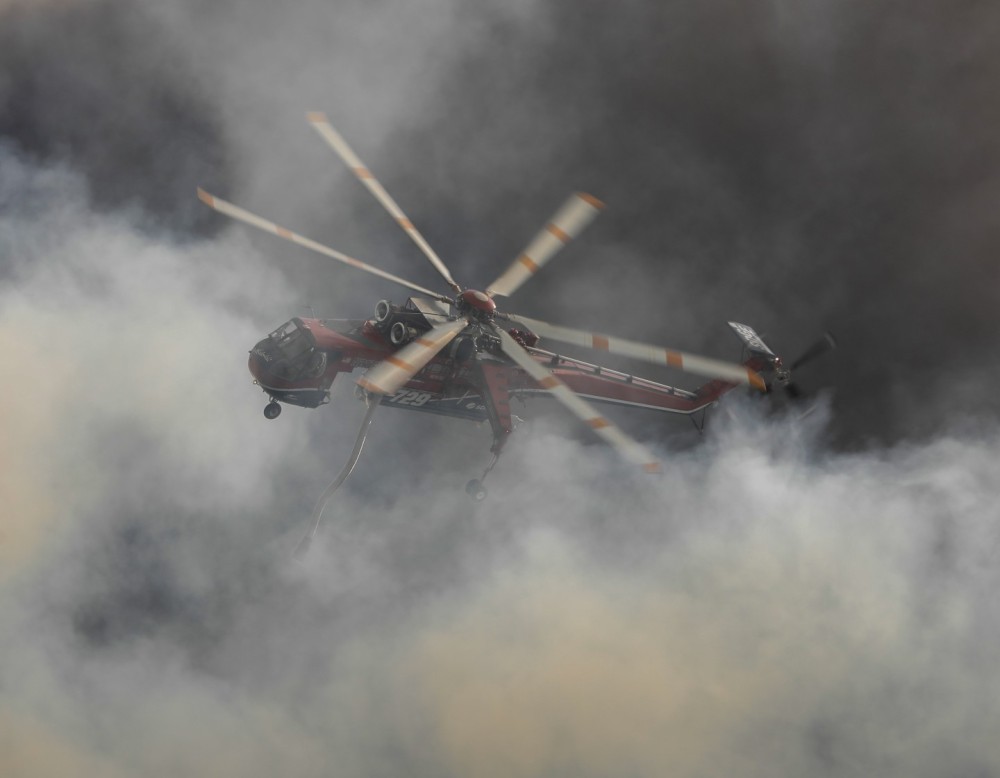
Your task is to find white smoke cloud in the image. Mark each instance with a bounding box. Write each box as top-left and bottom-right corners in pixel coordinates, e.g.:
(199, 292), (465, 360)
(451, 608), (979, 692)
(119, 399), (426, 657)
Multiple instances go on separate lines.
(5, 319), (999, 777)
(0, 147), (304, 576)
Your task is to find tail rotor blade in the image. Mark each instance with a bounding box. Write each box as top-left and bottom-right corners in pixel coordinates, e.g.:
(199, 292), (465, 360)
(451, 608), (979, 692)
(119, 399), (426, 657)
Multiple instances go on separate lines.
(509, 314), (767, 391)
(307, 112), (462, 293)
(486, 192), (604, 298)
(356, 318), (468, 396)
(790, 332), (837, 370)
(491, 324), (661, 473)
(197, 188), (452, 303)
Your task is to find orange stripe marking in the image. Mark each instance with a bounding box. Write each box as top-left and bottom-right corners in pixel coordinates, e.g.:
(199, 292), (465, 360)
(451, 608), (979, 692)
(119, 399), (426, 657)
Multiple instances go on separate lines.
(748, 371), (767, 391)
(398, 218), (414, 230)
(587, 418), (610, 430)
(355, 167), (373, 179)
(518, 254), (539, 273)
(306, 112), (327, 123)
(196, 189), (214, 207)
(592, 335), (610, 351)
(356, 377), (383, 393)
(578, 193), (606, 210)
(387, 355), (416, 372)
(546, 223), (570, 243)
(666, 352), (683, 368)
(276, 227), (293, 239)
(539, 376), (559, 389)
(415, 337), (436, 348)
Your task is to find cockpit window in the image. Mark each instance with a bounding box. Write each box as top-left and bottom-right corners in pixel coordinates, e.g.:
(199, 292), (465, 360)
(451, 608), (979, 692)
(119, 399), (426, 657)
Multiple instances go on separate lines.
(269, 320), (298, 341)
(267, 319), (326, 380)
(269, 320), (312, 360)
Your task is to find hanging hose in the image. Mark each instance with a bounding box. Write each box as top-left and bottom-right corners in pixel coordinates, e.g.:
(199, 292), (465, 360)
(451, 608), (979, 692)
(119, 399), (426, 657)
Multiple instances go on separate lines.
(293, 392), (381, 559)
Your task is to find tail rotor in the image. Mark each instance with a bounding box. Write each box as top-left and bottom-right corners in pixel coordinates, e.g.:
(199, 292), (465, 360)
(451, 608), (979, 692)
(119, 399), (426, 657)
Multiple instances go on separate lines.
(782, 332), (837, 399)
(727, 322), (836, 399)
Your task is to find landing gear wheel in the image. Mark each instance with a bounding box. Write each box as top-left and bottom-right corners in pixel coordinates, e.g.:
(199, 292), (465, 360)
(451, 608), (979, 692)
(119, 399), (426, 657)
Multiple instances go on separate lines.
(465, 479), (487, 502)
(264, 401), (282, 420)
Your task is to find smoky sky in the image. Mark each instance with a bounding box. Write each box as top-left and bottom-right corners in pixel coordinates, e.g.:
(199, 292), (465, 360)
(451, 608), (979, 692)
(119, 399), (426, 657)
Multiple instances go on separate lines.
(0, 0), (231, 236)
(4, 0), (998, 444)
(372, 0), (1000, 446)
(2, 1), (1000, 777)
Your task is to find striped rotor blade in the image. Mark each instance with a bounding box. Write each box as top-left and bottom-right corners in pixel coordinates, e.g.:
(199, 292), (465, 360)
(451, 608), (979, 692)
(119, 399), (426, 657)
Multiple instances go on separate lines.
(492, 325), (661, 473)
(356, 318), (468, 396)
(486, 192), (605, 298)
(307, 112), (461, 292)
(512, 315), (767, 391)
(197, 188), (450, 303)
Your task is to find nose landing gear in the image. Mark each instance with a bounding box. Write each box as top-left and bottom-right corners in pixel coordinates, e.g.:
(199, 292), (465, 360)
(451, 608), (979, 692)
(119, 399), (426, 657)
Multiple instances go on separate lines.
(264, 400), (282, 419)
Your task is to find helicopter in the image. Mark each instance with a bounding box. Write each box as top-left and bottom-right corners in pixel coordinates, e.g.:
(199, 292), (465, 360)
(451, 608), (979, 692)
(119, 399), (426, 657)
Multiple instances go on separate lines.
(198, 113), (834, 549)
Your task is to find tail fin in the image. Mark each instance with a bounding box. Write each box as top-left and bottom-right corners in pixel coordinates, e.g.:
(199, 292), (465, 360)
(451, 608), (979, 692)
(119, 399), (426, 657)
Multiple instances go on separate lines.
(728, 322), (776, 358)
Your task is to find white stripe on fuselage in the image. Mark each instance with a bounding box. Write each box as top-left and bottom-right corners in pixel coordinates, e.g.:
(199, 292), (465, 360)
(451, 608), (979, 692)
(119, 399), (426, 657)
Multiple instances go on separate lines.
(512, 389), (713, 416)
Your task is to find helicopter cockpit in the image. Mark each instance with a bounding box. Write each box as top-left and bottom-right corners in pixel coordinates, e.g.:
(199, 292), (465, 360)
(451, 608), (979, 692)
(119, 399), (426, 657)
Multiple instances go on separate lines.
(256, 318), (328, 382)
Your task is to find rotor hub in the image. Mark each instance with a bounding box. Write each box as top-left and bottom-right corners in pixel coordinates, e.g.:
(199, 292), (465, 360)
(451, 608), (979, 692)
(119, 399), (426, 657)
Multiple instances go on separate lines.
(458, 289), (497, 319)
(771, 356), (790, 385)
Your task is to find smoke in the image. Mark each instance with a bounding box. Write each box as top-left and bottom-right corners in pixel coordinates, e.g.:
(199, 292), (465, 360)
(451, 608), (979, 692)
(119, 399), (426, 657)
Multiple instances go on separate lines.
(2, 1), (1000, 776)
(0, 0), (232, 237)
(382, 0), (1000, 446)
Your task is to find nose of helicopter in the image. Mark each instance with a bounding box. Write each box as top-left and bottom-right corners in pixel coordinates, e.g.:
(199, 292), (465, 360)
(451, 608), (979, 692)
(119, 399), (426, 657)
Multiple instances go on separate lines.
(247, 340), (272, 383)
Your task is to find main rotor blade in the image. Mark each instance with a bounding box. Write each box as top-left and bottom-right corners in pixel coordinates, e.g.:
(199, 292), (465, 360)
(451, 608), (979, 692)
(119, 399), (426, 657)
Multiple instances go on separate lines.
(307, 112), (462, 293)
(492, 325), (661, 473)
(510, 315), (767, 391)
(197, 189), (451, 303)
(486, 192), (604, 298)
(356, 318), (468, 396)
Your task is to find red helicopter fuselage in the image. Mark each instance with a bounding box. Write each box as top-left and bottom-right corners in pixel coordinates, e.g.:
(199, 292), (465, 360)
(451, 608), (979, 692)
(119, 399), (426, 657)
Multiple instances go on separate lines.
(247, 297), (778, 447)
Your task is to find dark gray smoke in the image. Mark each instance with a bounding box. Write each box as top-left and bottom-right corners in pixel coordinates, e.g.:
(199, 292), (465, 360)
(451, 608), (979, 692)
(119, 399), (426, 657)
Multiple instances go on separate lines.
(2, 2), (999, 776)
(383, 0), (1000, 446)
(0, 0), (231, 236)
